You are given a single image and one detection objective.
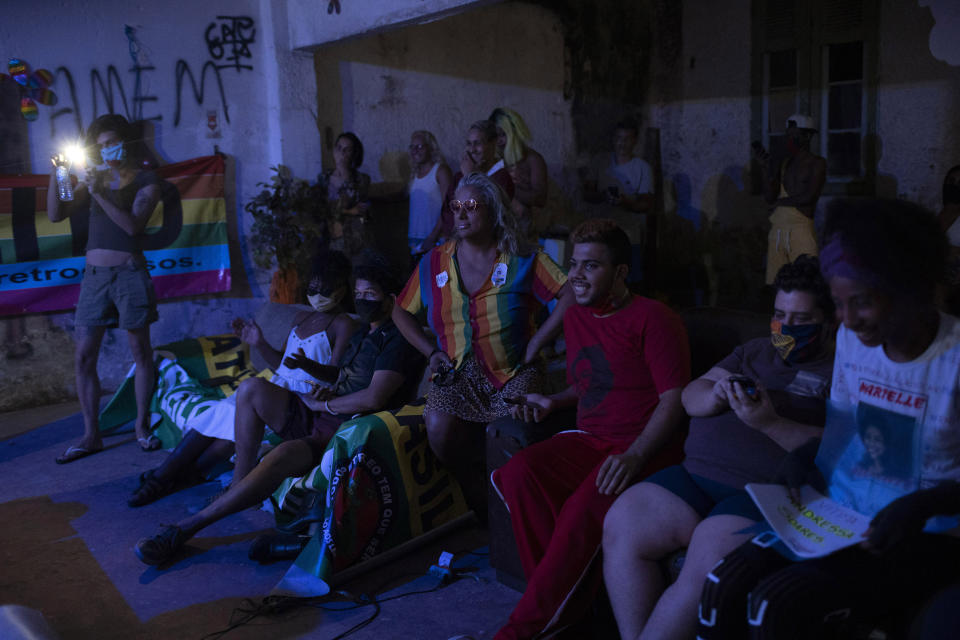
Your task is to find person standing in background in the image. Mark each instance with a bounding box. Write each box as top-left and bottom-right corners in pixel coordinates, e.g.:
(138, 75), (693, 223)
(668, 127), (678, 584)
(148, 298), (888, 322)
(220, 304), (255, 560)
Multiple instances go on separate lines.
(754, 114), (826, 285)
(406, 130), (452, 257)
(489, 107), (548, 237)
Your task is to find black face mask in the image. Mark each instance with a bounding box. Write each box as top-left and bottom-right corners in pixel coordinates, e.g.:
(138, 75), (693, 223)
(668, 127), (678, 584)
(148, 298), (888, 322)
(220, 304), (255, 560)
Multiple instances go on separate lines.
(944, 183), (960, 206)
(355, 299), (384, 324)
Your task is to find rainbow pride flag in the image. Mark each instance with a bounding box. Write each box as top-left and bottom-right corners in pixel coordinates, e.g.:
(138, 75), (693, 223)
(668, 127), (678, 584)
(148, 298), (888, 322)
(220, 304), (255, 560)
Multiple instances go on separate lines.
(0, 154), (230, 316)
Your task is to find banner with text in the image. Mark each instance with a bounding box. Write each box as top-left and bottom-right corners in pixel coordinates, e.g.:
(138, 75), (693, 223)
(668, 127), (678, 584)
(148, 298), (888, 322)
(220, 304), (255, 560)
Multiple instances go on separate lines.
(0, 154), (230, 316)
(272, 400), (470, 597)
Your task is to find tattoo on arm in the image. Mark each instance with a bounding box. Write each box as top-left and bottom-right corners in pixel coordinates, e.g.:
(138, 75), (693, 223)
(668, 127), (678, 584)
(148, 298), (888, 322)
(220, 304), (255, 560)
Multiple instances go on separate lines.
(131, 184), (161, 231)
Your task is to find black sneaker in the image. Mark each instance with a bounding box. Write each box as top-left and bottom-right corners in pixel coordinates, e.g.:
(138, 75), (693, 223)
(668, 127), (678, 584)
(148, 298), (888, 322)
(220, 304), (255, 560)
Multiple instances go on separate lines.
(248, 533), (310, 563)
(134, 525), (188, 565)
(128, 470), (176, 507)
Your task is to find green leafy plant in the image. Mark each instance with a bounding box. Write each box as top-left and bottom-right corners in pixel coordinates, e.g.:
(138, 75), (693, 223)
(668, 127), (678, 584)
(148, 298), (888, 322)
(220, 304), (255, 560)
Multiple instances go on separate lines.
(245, 165), (328, 274)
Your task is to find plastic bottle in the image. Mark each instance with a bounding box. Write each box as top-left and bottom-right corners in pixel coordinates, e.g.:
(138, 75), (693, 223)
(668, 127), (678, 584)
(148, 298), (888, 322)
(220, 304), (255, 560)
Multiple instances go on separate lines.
(56, 164), (73, 201)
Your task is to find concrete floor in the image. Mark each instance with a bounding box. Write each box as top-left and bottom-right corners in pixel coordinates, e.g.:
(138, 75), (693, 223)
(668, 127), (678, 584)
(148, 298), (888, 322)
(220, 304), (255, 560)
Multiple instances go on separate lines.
(0, 400), (523, 640)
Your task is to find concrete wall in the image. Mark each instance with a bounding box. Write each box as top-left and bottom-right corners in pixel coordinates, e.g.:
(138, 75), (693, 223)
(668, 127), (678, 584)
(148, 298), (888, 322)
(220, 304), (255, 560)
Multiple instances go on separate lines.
(875, 0), (960, 206)
(646, 0), (960, 309)
(288, 0), (487, 49)
(0, 0), (323, 409)
(3, 0), (959, 411)
(311, 2), (576, 200)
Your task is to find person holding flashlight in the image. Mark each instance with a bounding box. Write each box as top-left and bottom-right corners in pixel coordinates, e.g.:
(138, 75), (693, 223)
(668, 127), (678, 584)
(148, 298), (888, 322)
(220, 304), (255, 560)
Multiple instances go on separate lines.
(48, 114), (162, 464)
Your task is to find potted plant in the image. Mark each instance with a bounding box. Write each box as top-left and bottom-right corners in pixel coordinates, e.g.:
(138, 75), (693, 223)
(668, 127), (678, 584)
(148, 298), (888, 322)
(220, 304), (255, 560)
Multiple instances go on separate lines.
(245, 166), (328, 303)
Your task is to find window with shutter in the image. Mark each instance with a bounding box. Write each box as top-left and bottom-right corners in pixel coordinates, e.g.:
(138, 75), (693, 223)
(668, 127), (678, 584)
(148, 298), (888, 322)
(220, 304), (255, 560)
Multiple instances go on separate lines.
(753, 0), (878, 192)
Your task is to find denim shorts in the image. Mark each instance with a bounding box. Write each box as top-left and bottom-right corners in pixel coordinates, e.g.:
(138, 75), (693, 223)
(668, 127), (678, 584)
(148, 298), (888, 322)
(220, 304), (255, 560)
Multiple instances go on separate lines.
(645, 464), (762, 521)
(75, 258), (158, 329)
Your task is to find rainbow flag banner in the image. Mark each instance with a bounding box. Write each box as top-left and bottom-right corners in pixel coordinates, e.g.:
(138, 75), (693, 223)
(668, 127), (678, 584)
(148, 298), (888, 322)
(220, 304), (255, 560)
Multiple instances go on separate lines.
(0, 154), (230, 316)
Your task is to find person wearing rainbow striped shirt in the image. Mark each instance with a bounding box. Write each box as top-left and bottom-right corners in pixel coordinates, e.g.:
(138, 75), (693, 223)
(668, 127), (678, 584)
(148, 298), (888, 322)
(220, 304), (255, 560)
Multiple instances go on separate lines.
(393, 171), (572, 511)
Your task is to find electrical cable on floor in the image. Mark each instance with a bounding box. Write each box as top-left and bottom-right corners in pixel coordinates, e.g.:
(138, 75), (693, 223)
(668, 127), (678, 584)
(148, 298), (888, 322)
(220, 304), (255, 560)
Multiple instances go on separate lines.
(199, 551), (482, 640)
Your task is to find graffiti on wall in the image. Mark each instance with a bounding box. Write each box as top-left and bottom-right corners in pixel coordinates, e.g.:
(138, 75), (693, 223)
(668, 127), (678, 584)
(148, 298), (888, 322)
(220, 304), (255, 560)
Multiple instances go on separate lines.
(205, 16), (256, 71)
(37, 15), (258, 137)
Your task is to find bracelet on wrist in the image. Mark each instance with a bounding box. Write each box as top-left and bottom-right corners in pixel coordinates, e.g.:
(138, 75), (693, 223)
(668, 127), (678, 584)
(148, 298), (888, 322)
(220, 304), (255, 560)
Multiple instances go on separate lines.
(324, 400), (337, 416)
(429, 348), (443, 358)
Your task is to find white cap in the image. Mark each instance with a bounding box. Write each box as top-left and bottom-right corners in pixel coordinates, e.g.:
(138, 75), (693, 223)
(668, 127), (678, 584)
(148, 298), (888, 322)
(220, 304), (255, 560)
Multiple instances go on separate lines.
(786, 114), (817, 132)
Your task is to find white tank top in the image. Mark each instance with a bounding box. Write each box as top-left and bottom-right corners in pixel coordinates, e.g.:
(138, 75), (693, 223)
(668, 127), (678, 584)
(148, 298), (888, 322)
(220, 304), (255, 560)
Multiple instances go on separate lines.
(272, 325), (334, 394)
(188, 321), (335, 441)
(408, 162), (443, 242)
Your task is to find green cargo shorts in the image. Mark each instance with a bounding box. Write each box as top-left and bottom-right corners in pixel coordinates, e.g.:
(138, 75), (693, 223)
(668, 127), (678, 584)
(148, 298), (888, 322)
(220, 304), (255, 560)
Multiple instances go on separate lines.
(75, 258), (158, 329)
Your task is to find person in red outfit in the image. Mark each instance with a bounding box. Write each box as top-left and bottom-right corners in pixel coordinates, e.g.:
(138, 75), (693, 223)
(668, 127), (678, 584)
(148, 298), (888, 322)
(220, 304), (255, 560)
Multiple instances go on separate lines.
(490, 218), (691, 639)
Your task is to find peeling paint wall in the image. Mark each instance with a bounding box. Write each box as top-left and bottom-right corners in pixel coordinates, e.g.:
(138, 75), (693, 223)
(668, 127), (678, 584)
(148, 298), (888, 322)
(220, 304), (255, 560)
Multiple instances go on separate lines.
(312, 2), (579, 225)
(647, 0), (960, 309)
(875, 0), (960, 207)
(3, 0), (959, 412)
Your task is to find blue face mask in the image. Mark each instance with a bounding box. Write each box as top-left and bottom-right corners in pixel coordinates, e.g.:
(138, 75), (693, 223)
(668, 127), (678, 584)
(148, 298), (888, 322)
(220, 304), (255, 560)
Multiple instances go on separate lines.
(100, 142), (126, 166)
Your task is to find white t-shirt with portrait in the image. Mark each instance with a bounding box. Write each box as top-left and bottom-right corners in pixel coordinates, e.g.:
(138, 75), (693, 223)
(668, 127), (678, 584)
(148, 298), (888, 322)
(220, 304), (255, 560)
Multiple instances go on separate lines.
(820, 313), (960, 531)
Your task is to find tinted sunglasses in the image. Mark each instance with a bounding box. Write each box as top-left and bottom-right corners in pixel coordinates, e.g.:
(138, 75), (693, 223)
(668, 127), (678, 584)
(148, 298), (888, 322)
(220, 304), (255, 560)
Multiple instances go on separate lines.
(449, 199), (481, 214)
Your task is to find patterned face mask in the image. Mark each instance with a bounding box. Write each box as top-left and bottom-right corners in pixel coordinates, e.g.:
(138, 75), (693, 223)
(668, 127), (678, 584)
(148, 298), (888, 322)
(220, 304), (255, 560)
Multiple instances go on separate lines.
(771, 319), (824, 363)
(100, 142), (126, 166)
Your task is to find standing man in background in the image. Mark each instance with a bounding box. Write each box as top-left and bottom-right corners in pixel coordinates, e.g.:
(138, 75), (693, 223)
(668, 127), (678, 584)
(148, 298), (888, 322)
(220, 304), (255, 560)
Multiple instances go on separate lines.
(582, 118), (654, 289)
(754, 114), (826, 285)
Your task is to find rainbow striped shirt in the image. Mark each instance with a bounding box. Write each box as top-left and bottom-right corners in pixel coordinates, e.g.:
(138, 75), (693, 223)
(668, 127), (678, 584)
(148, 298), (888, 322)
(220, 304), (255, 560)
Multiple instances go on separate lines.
(398, 240), (566, 388)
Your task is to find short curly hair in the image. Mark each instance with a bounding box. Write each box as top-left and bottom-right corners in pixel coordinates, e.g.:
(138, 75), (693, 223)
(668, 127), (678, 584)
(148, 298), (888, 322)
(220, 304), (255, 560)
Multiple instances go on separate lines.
(308, 249), (351, 294)
(820, 198), (946, 303)
(569, 218), (632, 268)
(772, 254), (834, 319)
(353, 250), (401, 295)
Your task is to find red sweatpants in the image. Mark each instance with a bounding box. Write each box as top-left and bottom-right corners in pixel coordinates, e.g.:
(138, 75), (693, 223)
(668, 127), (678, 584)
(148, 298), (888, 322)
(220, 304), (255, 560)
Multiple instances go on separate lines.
(492, 431), (679, 639)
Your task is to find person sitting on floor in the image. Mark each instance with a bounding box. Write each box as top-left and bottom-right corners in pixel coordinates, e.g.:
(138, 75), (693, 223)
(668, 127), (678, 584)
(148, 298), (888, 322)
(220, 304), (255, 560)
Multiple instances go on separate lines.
(601, 254), (835, 640)
(697, 198), (960, 639)
(134, 256), (424, 566)
(127, 250), (359, 507)
(490, 218), (691, 640)
(392, 171), (570, 514)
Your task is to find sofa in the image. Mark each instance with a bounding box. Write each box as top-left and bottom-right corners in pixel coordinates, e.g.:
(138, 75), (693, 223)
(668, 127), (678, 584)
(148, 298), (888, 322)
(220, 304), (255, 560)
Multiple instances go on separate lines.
(485, 306), (771, 591)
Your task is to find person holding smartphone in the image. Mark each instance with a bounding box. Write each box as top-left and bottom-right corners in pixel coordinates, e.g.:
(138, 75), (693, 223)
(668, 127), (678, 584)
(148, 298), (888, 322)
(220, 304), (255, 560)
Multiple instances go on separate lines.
(602, 254), (835, 640)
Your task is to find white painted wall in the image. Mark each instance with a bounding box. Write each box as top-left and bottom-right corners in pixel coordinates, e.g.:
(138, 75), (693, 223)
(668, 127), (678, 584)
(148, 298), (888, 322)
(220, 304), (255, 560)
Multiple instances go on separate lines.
(287, 0), (487, 49)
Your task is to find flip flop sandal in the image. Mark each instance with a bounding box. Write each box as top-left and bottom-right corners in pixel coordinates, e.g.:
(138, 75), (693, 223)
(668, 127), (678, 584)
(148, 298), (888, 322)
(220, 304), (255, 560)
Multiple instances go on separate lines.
(138, 435), (163, 451)
(55, 444), (103, 464)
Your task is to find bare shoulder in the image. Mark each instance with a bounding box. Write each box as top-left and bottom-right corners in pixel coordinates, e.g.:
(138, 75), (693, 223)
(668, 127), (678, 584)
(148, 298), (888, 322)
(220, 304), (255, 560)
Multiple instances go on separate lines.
(290, 309), (312, 326)
(332, 312), (360, 336)
(526, 147), (546, 164)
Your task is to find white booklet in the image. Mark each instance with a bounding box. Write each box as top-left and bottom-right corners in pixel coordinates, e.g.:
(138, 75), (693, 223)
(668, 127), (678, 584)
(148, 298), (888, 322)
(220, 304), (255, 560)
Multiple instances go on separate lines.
(745, 483), (871, 558)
